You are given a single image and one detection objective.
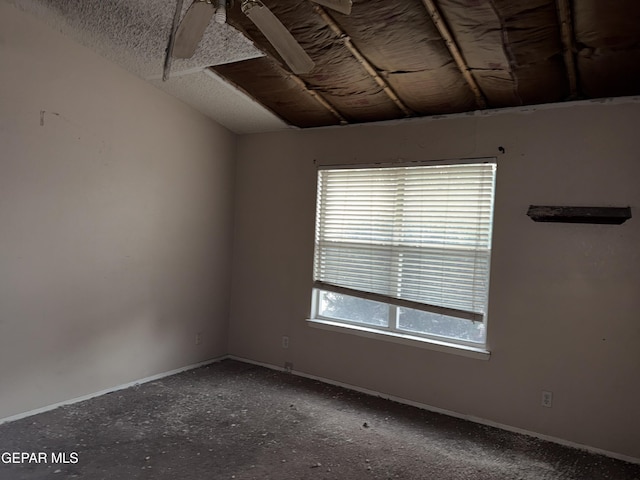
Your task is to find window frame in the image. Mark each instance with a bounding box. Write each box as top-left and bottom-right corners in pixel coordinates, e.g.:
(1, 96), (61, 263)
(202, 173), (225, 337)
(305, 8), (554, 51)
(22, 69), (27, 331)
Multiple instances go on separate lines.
(308, 158), (496, 357)
(311, 290), (487, 348)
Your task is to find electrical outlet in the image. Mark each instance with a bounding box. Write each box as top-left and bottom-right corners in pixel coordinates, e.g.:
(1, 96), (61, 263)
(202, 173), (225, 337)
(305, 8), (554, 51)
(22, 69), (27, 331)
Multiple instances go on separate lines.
(282, 336), (289, 349)
(195, 332), (202, 345)
(541, 390), (553, 408)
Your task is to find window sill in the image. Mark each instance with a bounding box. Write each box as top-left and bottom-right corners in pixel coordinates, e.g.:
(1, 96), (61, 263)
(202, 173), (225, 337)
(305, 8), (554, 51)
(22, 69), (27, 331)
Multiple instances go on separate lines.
(307, 318), (490, 360)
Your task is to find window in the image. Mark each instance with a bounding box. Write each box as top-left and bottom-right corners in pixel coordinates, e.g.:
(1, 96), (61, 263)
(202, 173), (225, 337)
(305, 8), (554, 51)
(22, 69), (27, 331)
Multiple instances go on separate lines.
(310, 161), (497, 350)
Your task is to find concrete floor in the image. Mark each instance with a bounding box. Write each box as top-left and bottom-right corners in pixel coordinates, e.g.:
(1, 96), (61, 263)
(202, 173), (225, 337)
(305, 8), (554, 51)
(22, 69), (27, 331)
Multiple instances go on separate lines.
(1, 359), (639, 479)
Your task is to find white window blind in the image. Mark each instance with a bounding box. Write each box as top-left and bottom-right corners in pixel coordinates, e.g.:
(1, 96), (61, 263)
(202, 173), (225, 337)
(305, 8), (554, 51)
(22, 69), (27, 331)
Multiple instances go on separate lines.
(313, 162), (496, 322)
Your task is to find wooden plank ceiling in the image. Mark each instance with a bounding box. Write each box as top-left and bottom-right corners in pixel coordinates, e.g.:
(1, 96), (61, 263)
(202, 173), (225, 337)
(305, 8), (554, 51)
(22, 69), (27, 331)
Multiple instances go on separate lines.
(210, 0), (640, 128)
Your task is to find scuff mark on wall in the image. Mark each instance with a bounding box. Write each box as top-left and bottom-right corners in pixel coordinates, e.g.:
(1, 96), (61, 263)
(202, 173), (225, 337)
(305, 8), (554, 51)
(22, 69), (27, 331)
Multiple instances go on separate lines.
(40, 110), (61, 126)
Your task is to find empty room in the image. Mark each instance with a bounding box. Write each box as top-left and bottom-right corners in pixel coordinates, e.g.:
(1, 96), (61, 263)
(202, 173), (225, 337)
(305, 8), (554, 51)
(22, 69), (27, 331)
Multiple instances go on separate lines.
(1, 0), (639, 478)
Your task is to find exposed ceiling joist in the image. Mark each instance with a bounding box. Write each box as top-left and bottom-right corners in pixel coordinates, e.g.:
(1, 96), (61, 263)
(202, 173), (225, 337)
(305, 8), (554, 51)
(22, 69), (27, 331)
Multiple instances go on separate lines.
(420, 0), (487, 109)
(556, 0), (579, 99)
(13, 0), (640, 132)
(313, 5), (414, 118)
(286, 69), (349, 125)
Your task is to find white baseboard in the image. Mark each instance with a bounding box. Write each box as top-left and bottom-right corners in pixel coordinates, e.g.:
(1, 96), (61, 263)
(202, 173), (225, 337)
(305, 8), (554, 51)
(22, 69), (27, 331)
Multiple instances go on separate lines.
(3, 353), (638, 466)
(0, 355), (228, 425)
(228, 355), (640, 466)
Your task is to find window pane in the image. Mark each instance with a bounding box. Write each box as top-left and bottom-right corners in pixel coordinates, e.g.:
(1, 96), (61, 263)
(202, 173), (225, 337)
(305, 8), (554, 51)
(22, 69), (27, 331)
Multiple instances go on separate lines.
(398, 307), (486, 343)
(318, 291), (388, 327)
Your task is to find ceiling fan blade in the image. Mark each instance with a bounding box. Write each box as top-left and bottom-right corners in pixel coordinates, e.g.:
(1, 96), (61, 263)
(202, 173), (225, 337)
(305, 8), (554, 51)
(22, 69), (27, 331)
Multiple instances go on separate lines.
(173, 0), (216, 59)
(310, 0), (352, 15)
(242, 1), (315, 74)
(163, 0), (185, 80)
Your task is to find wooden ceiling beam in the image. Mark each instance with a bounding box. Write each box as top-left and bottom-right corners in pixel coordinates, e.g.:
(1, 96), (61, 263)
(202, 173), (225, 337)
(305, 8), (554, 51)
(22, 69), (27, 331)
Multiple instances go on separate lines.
(556, 0), (579, 99)
(313, 5), (415, 117)
(420, 0), (487, 109)
(286, 69), (349, 125)
(253, 54), (349, 126)
(207, 62), (347, 127)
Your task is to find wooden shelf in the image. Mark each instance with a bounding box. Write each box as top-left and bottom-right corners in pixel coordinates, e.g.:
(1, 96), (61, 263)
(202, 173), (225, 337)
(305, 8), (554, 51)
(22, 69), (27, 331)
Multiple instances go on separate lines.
(527, 206), (632, 225)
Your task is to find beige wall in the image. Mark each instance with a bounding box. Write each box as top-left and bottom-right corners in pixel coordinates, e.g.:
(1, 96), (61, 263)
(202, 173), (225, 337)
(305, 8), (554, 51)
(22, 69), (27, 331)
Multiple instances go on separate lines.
(230, 101), (640, 459)
(0, 3), (235, 418)
(3, 0), (640, 462)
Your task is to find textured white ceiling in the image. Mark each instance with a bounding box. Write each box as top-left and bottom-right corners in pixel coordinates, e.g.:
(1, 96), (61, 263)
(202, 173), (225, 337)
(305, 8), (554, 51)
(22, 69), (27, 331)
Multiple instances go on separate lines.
(7, 0), (289, 133)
